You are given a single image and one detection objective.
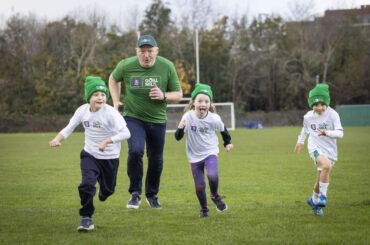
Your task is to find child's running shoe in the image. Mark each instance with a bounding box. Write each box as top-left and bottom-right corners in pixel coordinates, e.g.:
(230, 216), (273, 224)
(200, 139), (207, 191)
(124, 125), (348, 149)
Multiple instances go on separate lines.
(211, 195), (228, 212)
(316, 195), (327, 207)
(199, 207), (209, 217)
(77, 217), (94, 232)
(307, 197), (324, 216)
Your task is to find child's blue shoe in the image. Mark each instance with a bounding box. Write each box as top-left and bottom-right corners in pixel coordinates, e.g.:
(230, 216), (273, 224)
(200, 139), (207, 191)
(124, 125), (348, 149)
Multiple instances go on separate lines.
(77, 217), (94, 232)
(307, 197), (324, 216)
(211, 195), (228, 212)
(317, 195), (327, 207)
(199, 207), (209, 217)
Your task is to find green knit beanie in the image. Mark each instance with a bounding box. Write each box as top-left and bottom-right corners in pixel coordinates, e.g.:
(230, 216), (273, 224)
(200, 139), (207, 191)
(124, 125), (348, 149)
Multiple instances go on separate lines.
(84, 76), (110, 102)
(308, 83), (330, 108)
(191, 83), (213, 101)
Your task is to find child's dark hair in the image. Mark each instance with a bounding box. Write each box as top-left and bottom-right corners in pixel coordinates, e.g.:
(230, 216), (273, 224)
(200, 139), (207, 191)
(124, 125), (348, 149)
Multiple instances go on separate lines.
(184, 100), (216, 113)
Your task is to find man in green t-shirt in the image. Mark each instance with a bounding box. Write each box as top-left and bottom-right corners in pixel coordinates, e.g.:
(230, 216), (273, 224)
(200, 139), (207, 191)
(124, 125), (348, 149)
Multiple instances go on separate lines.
(109, 35), (183, 209)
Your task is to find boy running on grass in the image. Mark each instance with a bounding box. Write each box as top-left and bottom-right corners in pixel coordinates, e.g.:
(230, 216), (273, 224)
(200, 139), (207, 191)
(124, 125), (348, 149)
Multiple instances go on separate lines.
(49, 76), (130, 231)
(294, 83), (343, 216)
(175, 84), (233, 217)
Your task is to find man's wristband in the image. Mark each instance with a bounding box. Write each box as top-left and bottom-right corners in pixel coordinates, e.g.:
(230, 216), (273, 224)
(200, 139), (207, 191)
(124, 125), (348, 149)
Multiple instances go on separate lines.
(163, 92), (167, 102)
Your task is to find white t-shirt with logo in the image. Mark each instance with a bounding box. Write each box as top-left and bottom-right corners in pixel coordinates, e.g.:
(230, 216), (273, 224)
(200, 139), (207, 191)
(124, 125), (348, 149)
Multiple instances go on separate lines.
(60, 104), (129, 159)
(181, 110), (225, 163)
(297, 106), (343, 161)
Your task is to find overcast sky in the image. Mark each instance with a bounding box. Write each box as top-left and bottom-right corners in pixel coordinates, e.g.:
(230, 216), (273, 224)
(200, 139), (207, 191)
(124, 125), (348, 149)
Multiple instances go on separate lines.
(2, 0), (370, 29)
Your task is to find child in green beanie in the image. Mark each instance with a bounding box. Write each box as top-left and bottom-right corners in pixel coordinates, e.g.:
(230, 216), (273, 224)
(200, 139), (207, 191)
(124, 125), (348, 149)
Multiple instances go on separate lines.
(294, 83), (343, 216)
(174, 83), (234, 217)
(49, 76), (131, 231)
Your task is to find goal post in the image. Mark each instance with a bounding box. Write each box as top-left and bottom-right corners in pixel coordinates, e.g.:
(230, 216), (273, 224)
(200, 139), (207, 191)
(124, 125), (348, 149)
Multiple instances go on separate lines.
(166, 101), (235, 132)
(165, 31), (237, 132)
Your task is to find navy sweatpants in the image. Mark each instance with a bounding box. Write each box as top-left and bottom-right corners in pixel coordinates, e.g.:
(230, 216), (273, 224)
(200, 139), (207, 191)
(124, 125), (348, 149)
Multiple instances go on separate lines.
(125, 116), (166, 198)
(78, 150), (119, 217)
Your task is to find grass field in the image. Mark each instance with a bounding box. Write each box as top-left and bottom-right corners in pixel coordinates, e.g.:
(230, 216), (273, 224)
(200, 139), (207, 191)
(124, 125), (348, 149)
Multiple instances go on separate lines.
(0, 127), (369, 244)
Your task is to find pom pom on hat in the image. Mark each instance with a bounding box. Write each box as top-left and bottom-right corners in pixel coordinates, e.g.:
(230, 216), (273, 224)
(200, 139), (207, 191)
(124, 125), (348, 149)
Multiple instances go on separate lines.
(84, 76), (110, 102)
(191, 83), (213, 101)
(307, 83), (330, 108)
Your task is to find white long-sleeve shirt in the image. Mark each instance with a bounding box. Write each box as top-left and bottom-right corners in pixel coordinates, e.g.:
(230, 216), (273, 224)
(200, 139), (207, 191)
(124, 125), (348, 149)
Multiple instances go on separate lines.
(297, 106), (343, 161)
(60, 104), (130, 159)
(181, 110), (225, 163)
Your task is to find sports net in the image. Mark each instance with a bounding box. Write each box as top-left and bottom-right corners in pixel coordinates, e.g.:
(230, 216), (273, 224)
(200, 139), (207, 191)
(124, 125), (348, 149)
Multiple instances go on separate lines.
(166, 101), (235, 132)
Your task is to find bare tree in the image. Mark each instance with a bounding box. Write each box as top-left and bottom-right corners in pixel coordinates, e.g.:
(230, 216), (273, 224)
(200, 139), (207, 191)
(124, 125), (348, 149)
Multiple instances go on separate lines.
(67, 6), (107, 78)
(176, 0), (215, 31)
(287, 0), (316, 21)
(120, 4), (142, 32)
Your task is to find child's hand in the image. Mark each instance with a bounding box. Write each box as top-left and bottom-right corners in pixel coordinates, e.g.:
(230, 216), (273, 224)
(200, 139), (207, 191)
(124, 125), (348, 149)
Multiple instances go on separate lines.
(318, 130), (327, 136)
(178, 120), (186, 129)
(49, 133), (64, 147)
(49, 139), (61, 147)
(225, 144), (233, 152)
(98, 141), (108, 152)
(99, 138), (112, 152)
(294, 143), (303, 153)
(98, 142), (107, 152)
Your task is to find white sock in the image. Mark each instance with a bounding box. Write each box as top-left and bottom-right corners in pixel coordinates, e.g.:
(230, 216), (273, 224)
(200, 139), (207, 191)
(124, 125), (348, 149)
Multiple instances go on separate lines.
(319, 182), (329, 197)
(312, 191), (319, 204)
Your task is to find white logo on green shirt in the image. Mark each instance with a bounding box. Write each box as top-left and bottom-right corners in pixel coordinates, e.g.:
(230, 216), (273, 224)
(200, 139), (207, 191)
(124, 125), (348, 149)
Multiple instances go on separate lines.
(130, 76), (160, 89)
(144, 77), (159, 87)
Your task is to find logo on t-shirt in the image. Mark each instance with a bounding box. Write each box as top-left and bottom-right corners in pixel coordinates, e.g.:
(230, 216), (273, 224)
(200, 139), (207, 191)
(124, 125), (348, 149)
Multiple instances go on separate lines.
(310, 124), (316, 130)
(191, 125), (197, 131)
(83, 121), (90, 127)
(130, 76), (161, 89)
(144, 77), (159, 87)
(199, 127), (209, 134)
(318, 122), (328, 130)
(131, 77), (142, 87)
(92, 121), (102, 128)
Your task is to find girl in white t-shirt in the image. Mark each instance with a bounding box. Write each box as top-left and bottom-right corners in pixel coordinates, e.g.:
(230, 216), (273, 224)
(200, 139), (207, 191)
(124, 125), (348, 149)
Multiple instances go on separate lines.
(294, 83), (343, 217)
(49, 76), (131, 231)
(175, 84), (233, 217)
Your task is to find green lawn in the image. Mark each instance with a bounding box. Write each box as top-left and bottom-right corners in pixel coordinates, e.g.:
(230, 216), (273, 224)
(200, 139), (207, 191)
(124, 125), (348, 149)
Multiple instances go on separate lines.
(0, 127), (369, 244)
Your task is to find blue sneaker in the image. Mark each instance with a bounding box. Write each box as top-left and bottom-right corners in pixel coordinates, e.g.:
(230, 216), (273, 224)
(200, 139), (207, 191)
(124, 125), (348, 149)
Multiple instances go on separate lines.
(211, 195), (228, 212)
(127, 192), (141, 209)
(307, 197), (324, 217)
(146, 196), (162, 209)
(199, 207), (209, 217)
(77, 217), (94, 232)
(317, 195), (327, 207)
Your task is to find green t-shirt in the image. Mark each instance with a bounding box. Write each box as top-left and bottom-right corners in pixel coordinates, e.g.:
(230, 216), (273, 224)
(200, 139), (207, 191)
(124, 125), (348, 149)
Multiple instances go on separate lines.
(112, 56), (181, 123)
